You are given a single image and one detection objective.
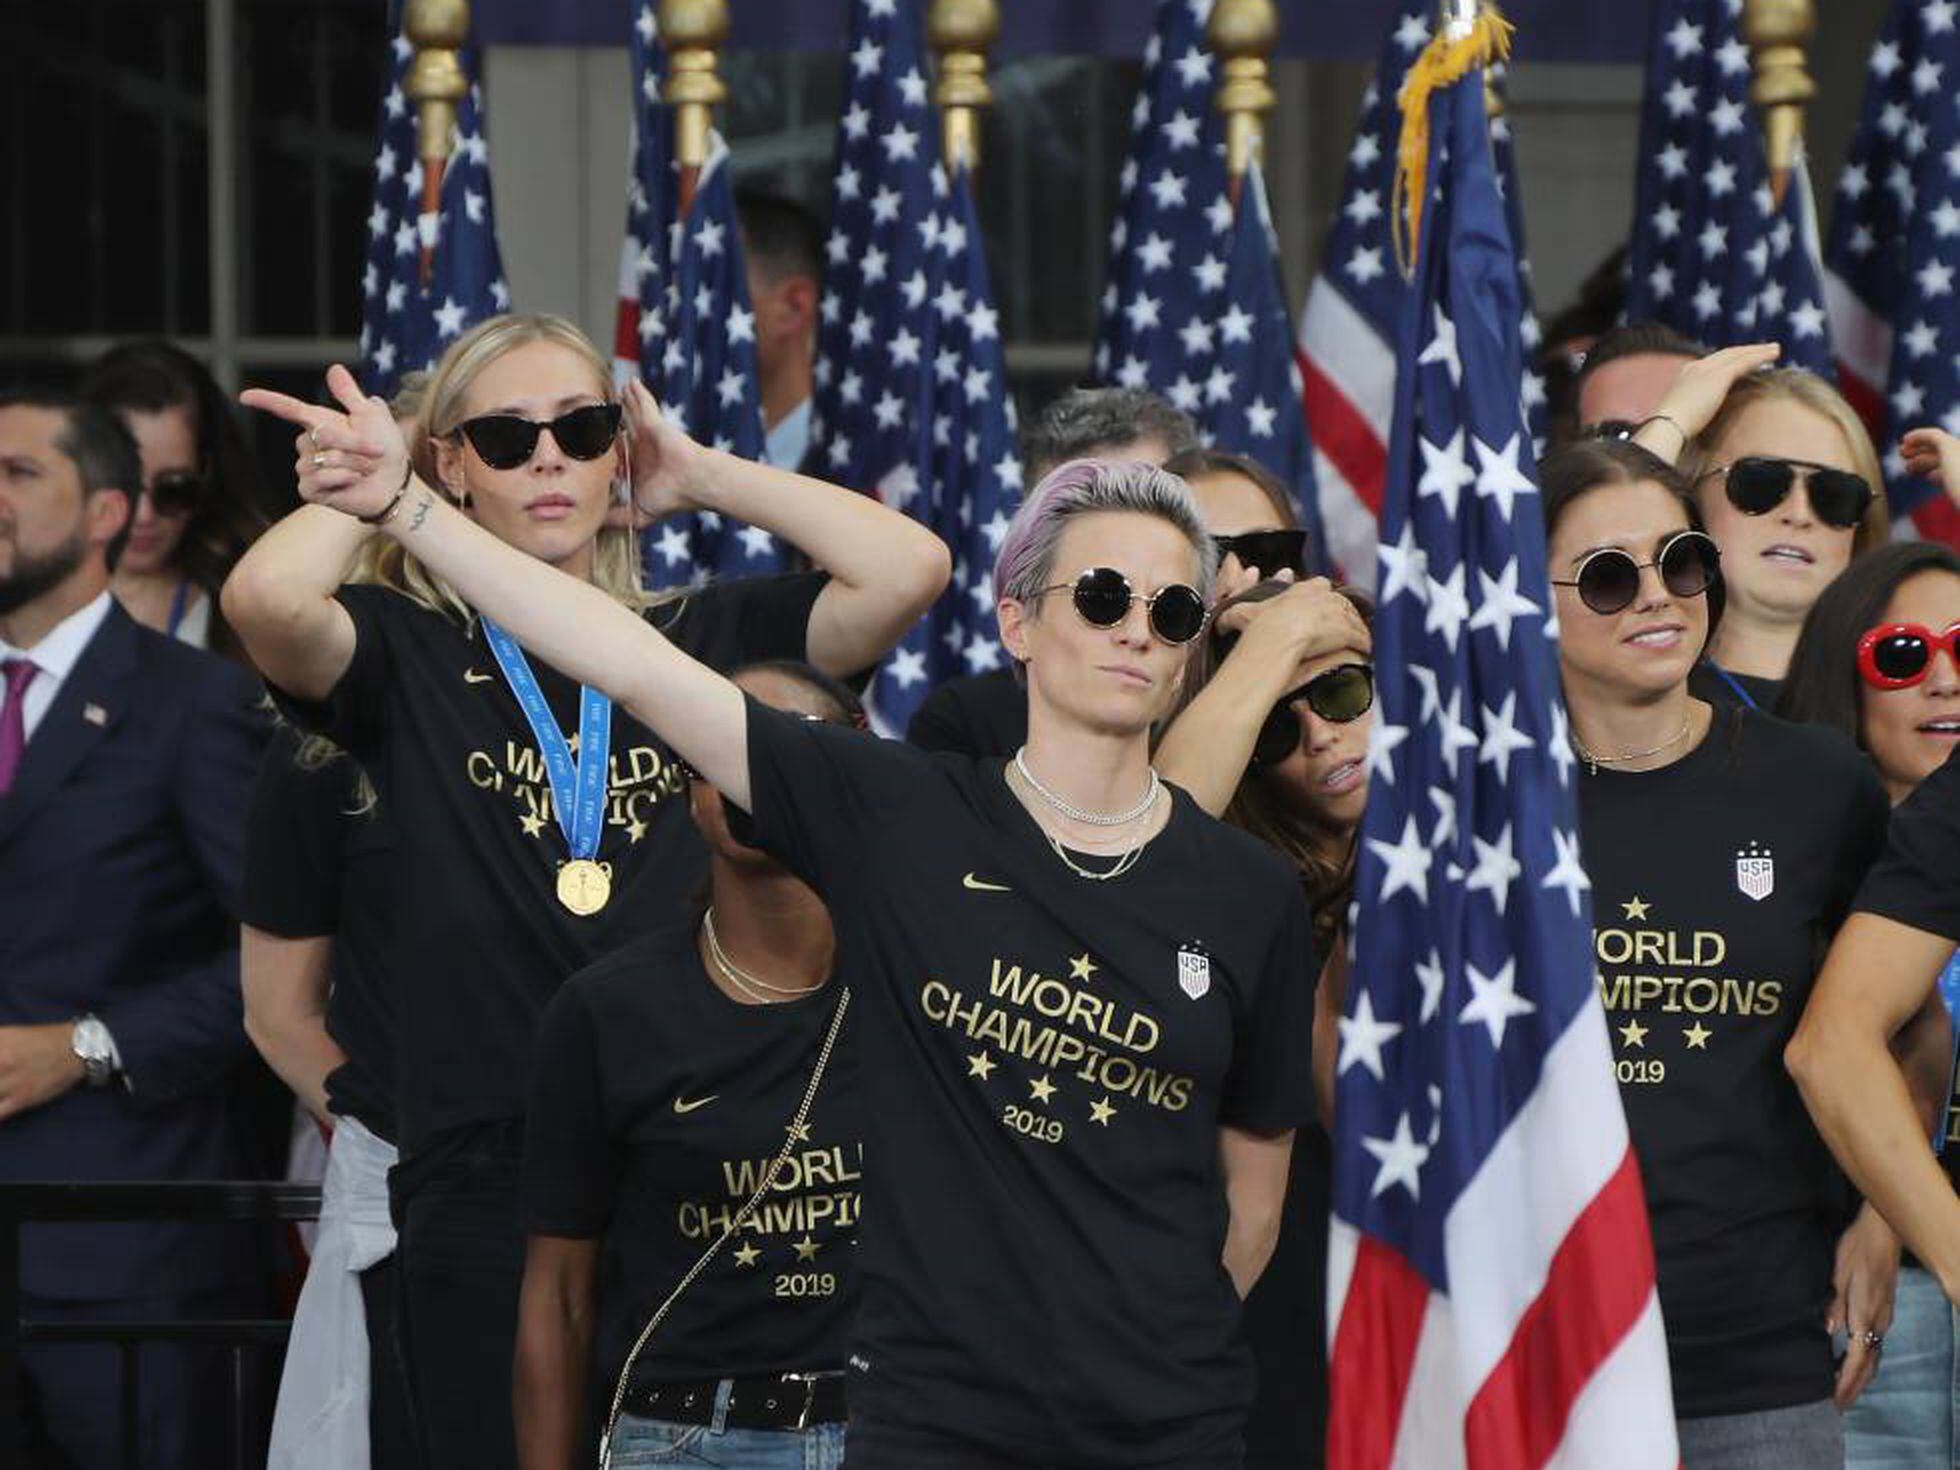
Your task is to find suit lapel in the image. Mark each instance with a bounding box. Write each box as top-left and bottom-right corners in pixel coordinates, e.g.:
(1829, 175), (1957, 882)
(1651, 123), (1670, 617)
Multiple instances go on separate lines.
(0, 603), (137, 851)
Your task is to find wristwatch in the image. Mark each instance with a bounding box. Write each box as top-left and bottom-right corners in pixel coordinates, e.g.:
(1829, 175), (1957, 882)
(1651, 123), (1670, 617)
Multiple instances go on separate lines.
(70, 1015), (117, 1089)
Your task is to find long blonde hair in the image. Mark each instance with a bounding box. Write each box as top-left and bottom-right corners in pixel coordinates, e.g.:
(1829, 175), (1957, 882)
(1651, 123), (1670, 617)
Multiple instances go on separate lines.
(369, 313), (656, 622)
(1682, 367), (1891, 554)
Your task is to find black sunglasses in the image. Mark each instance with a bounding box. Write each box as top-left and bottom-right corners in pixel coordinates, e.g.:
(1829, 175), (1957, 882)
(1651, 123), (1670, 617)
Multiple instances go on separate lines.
(1033, 566), (1208, 645)
(1251, 662), (1375, 767)
(1704, 456), (1873, 531)
(146, 468), (207, 518)
(1550, 529), (1721, 616)
(1213, 529), (1310, 580)
(451, 402), (623, 471)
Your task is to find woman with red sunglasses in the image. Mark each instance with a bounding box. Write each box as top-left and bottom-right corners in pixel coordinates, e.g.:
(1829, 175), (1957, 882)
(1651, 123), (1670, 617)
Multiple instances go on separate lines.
(226, 315), (949, 1470)
(1629, 343), (1890, 712)
(241, 375), (1320, 1468)
(1778, 540), (1960, 1467)
(1543, 435), (1894, 1466)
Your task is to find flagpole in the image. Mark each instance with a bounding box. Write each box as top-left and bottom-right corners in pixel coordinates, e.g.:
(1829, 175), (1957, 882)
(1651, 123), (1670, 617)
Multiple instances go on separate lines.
(928, 0), (998, 172)
(660, 0), (729, 214)
(1207, 0), (1276, 207)
(403, 0), (470, 285)
(1742, 0), (1815, 207)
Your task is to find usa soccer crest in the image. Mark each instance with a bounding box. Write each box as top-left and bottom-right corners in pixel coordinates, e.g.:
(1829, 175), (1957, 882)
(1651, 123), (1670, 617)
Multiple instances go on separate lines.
(1735, 842), (1774, 903)
(1177, 944), (1212, 1000)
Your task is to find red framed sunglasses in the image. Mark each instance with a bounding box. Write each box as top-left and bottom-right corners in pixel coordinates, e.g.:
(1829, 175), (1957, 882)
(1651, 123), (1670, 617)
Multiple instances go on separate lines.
(1857, 621), (1960, 690)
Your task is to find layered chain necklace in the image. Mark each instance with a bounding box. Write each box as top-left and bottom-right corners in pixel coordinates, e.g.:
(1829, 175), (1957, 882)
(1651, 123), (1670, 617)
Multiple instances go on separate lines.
(1011, 747), (1162, 882)
(702, 908), (830, 1004)
(1569, 715), (1694, 777)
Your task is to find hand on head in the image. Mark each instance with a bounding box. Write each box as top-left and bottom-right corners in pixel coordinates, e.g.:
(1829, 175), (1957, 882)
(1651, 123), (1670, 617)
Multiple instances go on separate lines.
(1643, 342), (1782, 458)
(240, 364), (406, 520)
(1214, 577), (1371, 666)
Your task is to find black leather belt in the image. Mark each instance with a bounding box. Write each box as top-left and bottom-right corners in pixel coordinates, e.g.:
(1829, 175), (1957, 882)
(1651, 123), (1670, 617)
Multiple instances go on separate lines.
(624, 1371), (847, 1430)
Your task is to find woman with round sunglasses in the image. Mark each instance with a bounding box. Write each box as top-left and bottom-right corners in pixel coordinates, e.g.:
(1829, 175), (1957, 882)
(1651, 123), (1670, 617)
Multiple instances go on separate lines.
(1157, 578), (1375, 1470)
(225, 314), (949, 1470)
(81, 339), (268, 660)
(1629, 344), (1889, 711)
(1775, 543), (1960, 1468)
(517, 661), (864, 1470)
(1544, 436), (1895, 1465)
(253, 399), (1320, 1469)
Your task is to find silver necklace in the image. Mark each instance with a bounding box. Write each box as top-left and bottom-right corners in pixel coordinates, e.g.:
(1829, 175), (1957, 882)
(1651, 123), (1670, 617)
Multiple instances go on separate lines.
(1046, 830), (1149, 882)
(1012, 747), (1160, 827)
(702, 908), (828, 1004)
(1570, 716), (1693, 777)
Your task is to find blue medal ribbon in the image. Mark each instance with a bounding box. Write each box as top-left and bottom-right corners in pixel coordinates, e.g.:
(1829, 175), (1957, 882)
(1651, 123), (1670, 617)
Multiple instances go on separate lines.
(1936, 949), (1960, 1157)
(479, 618), (612, 864)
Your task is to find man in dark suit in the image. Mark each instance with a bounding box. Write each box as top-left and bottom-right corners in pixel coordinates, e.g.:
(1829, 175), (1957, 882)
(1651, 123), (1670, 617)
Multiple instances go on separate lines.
(0, 387), (266, 1468)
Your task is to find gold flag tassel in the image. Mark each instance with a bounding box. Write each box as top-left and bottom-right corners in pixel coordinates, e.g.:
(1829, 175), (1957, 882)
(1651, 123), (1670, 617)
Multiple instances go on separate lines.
(1391, 5), (1514, 276)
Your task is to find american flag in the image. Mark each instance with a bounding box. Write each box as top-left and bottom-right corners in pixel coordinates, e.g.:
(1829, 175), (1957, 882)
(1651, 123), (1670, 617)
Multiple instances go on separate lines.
(615, 1), (779, 588)
(1298, 0), (1541, 589)
(1091, 0), (1324, 567)
(1824, 0), (1960, 544)
(1624, 0), (1832, 377)
(807, 0), (1020, 734)
(1327, 25), (1676, 1469)
(358, 8), (509, 399)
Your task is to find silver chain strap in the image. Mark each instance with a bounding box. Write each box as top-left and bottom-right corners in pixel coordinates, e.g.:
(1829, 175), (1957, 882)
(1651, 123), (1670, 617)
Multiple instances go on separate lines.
(596, 988), (853, 1468)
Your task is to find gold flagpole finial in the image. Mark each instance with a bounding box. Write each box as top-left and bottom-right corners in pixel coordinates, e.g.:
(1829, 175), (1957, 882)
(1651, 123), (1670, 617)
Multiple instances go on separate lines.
(660, 0), (729, 181)
(1742, 0), (1815, 206)
(928, 0), (1000, 173)
(1208, 0), (1278, 188)
(403, 0), (471, 279)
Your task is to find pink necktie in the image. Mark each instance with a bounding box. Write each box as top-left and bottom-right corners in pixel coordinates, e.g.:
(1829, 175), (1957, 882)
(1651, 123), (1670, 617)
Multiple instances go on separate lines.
(0, 658), (39, 797)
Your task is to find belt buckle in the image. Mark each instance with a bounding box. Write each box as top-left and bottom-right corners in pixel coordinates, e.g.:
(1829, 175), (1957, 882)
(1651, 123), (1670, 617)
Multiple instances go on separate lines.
(782, 1371), (819, 1430)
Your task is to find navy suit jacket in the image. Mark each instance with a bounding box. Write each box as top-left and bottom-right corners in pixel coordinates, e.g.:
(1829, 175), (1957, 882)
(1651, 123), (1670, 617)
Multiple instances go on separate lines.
(0, 600), (267, 1300)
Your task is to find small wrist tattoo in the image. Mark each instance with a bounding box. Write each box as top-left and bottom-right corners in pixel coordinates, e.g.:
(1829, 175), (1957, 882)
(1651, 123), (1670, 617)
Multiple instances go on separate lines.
(407, 492), (433, 533)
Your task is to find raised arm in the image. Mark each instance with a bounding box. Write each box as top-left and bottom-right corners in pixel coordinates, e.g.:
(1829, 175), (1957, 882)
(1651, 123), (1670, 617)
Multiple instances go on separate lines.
(1155, 580), (1370, 816)
(618, 379), (948, 675)
(243, 367), (755, 803)
(1786, 912), (1960, 1305)
(1629, 342), (1781, 465)
(222, 387), (392, 701)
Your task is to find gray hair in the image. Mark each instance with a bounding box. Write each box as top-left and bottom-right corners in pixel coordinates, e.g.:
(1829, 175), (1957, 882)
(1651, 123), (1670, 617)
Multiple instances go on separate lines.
(994, 458), (1219, 618)
(1021, 387), (1199, 483)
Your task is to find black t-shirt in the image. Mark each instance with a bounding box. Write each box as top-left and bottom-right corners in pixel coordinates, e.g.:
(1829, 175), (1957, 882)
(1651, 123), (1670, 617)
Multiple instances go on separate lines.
(1579, 707), (1888, 1418)
(239, 724), (399, 1142)
(1689, 660), (1781, 713)
(270, 575), (825, 1151)
(1852, 745), (1960, 1194)
(743, 702), (1319, 1466)
(521, 927), (860, 1389)
(904, 668), (1027, 758)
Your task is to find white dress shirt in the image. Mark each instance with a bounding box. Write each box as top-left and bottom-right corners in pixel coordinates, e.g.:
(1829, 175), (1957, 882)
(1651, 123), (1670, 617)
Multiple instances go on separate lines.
(765, 395), (813, 473)
(0, 589), (114, 744)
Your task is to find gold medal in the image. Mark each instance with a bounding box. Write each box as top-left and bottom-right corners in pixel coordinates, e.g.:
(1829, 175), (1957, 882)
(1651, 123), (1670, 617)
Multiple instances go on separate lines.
(556, 859), (613, 916)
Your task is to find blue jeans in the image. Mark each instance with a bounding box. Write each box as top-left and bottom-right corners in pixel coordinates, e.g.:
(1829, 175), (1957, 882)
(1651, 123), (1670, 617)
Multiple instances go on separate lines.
(610, 1380), (846, 1469)
(1676, 1398), (1841, 1469)
(1845, 1264), (1960, 1469)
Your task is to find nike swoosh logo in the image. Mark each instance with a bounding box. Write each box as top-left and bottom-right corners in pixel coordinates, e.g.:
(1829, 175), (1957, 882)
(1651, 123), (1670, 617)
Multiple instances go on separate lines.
(464, 669), (493, 684)
(963, 873), (1011, 892)
(672, 1094), (718, 1114)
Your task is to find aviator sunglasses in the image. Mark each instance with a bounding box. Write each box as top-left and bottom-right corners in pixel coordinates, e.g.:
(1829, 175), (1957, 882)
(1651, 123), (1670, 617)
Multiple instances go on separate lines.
(1251, 662), (1375, 767)
(451, 402), (623, 471)
(1212, 528), (1311, 580)
(1857, 621), (1960, 690)
(1033, 566), (1208, 645)
(1702, 456), (1874, 532)
(1550, 529), (1721, 616)
(145, 468), (207, 518)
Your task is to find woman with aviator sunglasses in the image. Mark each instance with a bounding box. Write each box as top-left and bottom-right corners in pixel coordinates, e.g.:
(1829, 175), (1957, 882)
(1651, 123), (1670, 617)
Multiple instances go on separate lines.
(1157, 578), (1375, 1470)
(81, 339), (267, 661)
(1776, 543), (1960, 1469)
(1544, 437), (1895, 1466)
(1627, 344), (1890, 711)
(225, 314), (949, 1470)
(253, 419), (1319, 1468)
